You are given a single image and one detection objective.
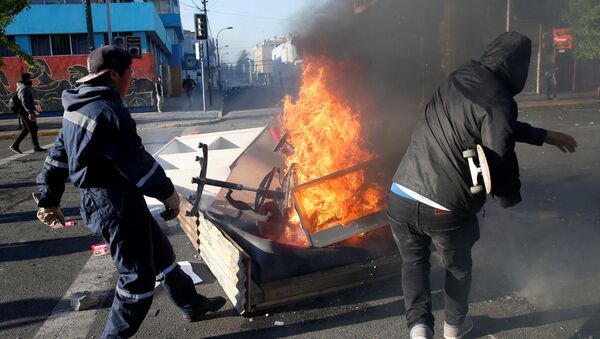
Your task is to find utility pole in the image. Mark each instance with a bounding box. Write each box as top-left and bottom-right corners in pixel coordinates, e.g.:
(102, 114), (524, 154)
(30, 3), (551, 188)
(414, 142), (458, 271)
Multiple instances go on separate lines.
(106, 0), (112, 44)
(84, 0), (95, 51)
(202, 0), (213, 106)
(506, 0), (511, 32)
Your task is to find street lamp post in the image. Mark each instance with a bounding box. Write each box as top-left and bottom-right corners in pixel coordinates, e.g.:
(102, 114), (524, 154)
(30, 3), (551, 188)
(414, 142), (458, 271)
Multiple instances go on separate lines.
(216, 26), (233, 91)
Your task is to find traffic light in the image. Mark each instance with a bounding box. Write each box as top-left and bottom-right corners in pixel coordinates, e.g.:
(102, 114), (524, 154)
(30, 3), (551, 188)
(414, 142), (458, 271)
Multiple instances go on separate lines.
(195, 14), (208, 40)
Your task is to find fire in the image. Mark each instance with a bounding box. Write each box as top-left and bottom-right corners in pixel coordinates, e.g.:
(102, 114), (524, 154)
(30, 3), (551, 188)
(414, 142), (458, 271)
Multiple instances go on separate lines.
(279, 55), (386, 241)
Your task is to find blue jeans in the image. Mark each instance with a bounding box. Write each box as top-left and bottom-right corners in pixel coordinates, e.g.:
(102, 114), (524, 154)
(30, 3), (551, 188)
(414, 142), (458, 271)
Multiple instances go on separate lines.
(386, 192), (479, 329)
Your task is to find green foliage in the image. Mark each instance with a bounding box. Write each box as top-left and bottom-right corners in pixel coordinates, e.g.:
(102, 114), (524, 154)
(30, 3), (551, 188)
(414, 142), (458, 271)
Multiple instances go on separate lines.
(0, 0), (33, 68)
(563, 0), (600, 60)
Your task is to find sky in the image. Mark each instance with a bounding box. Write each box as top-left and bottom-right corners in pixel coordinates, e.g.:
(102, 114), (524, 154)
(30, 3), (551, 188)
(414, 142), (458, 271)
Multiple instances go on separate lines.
(178, 0), (329, 64)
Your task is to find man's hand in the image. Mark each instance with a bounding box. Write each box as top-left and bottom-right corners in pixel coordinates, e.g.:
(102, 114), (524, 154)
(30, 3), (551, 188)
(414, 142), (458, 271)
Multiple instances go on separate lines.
(28, 113), (36, 122)
(37, 207), (66, 228)
(544, 130), (577, 153)
(160, 191), (180, 221)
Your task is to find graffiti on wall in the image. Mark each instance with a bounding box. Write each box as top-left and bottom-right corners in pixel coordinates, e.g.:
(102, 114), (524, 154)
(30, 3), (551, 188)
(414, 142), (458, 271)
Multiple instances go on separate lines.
(0, 53), (157, 113)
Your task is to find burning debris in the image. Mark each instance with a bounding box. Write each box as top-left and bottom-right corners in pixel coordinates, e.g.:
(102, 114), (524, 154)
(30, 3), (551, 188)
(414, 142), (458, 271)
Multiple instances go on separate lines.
(189, 54), (393, 248)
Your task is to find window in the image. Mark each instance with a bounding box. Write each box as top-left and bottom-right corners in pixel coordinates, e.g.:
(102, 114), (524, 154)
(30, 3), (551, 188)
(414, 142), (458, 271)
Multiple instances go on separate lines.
(0, 36), (16, 57)
(71, 34), (88, 54)
(51, 34), (71, 55)
(31, 35), (51, 56)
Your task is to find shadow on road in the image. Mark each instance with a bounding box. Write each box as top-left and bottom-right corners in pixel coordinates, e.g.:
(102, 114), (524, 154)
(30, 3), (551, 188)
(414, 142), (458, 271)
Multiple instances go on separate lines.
(471, 303), (600, 337)
(0, 206), (79, 225)
(0, 234), (100, 262)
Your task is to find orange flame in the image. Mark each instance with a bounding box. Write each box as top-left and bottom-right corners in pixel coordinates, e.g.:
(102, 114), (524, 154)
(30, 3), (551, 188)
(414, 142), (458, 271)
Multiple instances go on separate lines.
(279, 55), (386, 241)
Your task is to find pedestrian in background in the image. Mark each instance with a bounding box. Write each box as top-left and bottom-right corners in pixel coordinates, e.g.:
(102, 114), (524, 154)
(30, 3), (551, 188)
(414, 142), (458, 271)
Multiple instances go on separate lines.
(182, 74), (196, 108)
(544, 66), (558, 100)
(387, 32), (577, 339)
(155, 76), (164, 112)
(34, 45), (225, 338)
(9, 73), (45, 154)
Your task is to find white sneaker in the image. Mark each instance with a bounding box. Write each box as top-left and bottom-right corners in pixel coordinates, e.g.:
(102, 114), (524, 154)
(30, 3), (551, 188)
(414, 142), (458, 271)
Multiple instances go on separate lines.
(444, 316), (473, 339)
(410, 323), (433, 339)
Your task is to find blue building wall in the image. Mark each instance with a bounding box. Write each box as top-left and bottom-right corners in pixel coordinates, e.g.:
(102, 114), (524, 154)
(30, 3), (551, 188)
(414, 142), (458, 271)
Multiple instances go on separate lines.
(7, 3), (170, 53)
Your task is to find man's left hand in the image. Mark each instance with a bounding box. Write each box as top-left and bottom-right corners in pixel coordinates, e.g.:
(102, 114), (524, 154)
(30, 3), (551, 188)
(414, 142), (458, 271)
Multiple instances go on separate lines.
(545, 130), (577, 153)
(160, 191), (180, 221)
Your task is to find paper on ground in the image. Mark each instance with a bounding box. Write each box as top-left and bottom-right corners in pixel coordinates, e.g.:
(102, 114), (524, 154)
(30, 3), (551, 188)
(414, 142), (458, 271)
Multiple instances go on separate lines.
(155, 261), (203, 287)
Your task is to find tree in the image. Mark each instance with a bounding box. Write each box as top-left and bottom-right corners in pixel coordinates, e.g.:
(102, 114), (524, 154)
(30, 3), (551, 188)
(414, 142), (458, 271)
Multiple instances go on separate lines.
(563, 0), (600, 60)
(0, 0), (33, 68)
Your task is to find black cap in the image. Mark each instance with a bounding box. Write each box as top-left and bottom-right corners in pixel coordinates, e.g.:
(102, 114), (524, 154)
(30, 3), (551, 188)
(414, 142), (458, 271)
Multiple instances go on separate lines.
(76, 45), (132, 84)
(20, 72), (32, 83)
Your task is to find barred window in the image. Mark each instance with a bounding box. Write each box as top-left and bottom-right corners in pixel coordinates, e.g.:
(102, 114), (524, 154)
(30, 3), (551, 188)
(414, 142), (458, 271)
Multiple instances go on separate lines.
(51, 34), (71, 55)
(71, 34), (88, 54)
(31, 35), (51, 56)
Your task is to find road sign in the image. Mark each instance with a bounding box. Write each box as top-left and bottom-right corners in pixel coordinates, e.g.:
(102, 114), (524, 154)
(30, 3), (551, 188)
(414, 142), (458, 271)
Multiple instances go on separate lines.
(195, 14), (208, 40)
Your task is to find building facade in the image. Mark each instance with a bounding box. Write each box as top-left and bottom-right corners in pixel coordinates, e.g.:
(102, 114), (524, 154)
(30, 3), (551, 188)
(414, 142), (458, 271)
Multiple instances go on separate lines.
(0, 0), (184, 113)
(253, 37), (286, 85)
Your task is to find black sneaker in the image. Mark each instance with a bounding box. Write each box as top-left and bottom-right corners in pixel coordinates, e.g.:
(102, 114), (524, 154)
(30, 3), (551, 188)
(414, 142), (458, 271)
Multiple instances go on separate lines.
(33, 147), (47, 152)
(9, 145), (22, 154)
(182, 296), (227, 322)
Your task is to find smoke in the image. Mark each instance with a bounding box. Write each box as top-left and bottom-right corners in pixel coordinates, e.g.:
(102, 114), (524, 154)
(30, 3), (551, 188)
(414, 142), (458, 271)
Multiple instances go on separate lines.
(285, 0), (600, 323)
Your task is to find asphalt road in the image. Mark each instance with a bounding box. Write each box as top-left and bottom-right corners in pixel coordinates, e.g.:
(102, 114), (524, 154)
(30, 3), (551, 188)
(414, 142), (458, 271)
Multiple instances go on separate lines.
(0, 106), (599, 338)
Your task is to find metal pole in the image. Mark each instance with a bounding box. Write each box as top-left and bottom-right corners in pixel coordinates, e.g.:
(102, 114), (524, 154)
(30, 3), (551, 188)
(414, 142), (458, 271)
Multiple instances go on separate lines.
(216, 38), (221, 91)
(84, 0), (95, 51)
(106, 0), (112, 44)
(536, 24), (542, 94)
(202, 0), (213, 106)
(506, 0), (511, 32)
(201, 59), (206, 112)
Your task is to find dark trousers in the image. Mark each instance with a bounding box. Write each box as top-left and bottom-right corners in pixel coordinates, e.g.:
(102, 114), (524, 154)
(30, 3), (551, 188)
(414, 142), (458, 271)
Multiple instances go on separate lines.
(80, 188), (201, 338)
(13, 113), (39, 148)
(386, 193), (479, 329)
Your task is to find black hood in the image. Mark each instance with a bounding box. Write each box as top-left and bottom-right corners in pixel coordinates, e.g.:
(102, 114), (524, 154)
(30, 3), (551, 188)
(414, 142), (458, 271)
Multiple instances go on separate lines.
(61, 84), (121, 112)
(477, 32), (531, 95)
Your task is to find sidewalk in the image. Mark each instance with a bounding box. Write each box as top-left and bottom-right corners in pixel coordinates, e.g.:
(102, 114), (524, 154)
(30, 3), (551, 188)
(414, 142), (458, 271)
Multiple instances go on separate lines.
(0, 89), (225, 140)
(517, 91), (600, 110)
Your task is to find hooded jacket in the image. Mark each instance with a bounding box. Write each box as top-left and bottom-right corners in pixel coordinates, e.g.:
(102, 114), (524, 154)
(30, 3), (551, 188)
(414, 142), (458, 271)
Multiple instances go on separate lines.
(36, 84), (174, 228)
(16, 82), (36, 115)
(392, 32), (547, 215)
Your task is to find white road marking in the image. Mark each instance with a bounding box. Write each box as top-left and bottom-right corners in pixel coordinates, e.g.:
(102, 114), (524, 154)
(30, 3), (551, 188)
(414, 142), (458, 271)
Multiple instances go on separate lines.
(0, 142), (55, 167)
(34, 254), (115, 339)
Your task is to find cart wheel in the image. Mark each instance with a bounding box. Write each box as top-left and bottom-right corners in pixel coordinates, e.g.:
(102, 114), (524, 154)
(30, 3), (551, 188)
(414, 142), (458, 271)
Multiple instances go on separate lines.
(463, 149), (476, 158)
(470, 185), (483, 195)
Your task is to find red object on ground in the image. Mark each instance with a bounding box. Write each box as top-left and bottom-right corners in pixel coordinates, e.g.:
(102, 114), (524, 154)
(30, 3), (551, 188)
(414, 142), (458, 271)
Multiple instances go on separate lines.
(91, 243), (110, 256)
(64, 220), (76, 227)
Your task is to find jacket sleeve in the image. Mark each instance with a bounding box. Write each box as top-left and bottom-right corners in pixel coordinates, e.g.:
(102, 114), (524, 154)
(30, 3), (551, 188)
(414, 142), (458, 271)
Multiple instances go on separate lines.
(18, 86), (36, 114)
(513, 121), (547, 146)
(36, 132), (69, 207)
(104, 107), (174, 200)
(480, 102), (521, 208)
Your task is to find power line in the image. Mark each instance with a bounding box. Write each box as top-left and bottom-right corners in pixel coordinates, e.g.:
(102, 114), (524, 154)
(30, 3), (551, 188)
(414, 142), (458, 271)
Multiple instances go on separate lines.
(207, 9), (288, 21)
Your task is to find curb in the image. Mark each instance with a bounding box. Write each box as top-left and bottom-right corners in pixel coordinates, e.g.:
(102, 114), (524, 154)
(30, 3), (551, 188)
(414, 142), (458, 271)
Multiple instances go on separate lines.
(518, 100), (600, 110)
(0, 117), (227, 141)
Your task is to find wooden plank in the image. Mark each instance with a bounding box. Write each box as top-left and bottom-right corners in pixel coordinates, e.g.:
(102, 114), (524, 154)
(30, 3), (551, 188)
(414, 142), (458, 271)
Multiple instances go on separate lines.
(251, 256), (402, 312)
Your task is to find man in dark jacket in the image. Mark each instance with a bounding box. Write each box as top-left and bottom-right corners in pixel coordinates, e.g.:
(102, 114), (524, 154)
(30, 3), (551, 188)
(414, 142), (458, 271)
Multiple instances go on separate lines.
(182, 74), (196, 107)
(9, 73), (45, 154)
(387, 32), (577, 339)
(35, 45), (225, 338)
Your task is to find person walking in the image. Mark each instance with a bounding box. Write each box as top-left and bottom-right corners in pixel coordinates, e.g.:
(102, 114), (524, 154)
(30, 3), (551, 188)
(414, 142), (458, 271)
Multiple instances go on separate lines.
(387, 32), (577, 339)
(155, 76), (164, 112)
(34, 45), (225, 338)
(544, 66), (558, 100)
(182, 74), (196, 108)
(9, 73), (45, 154)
